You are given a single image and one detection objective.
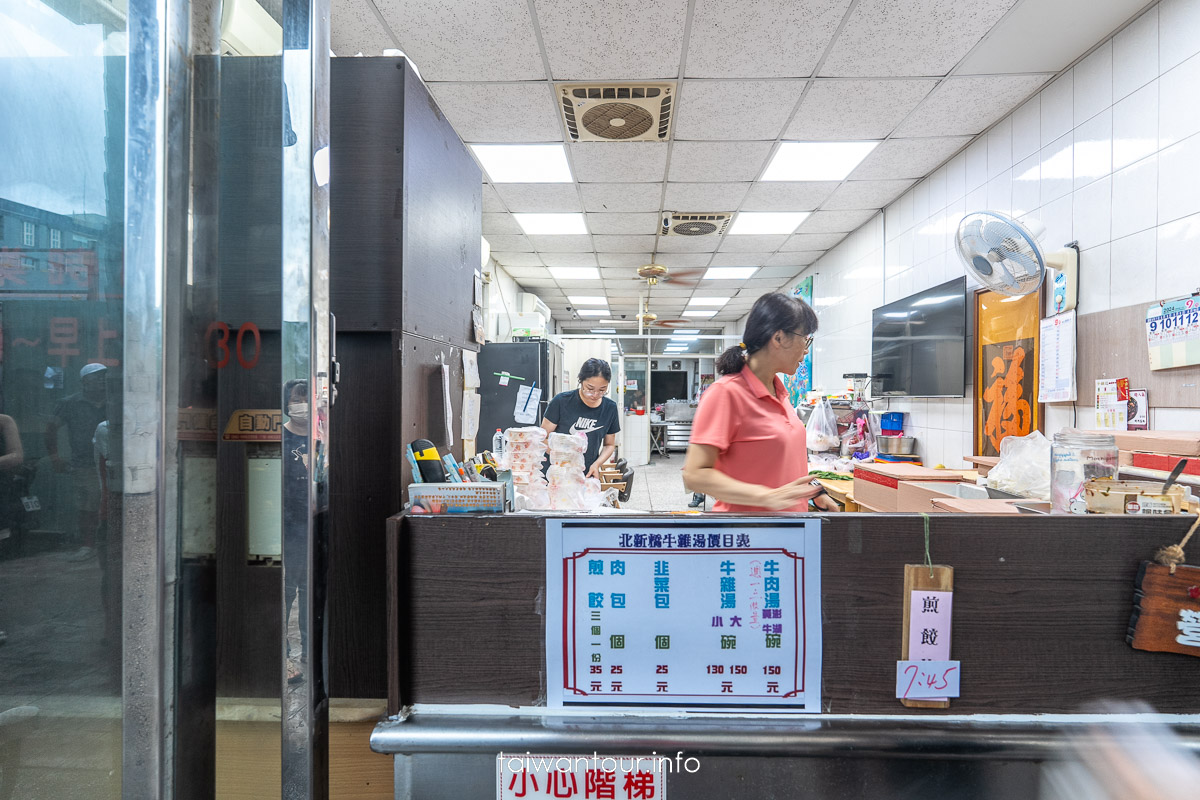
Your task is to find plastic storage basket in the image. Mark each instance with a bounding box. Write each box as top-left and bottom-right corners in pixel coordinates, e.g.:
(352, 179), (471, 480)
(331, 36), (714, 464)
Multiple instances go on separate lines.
(408, 482), (506, 513)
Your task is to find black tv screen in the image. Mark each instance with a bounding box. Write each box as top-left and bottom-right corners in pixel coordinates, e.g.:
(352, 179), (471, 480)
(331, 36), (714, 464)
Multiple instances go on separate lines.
(871, 277), (967, 397)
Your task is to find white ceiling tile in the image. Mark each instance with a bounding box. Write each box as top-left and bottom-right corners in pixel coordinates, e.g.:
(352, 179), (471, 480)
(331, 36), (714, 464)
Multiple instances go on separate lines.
(571, 143), (669, 182)
(374, 0), (545, 80)
(533, 0), (689, 80)
(657, 236), (722, 252)
(797, 209), (875, 233)
(558, 279), (605, 290)
(668, 141), (775, 182)
(766, 251), (821, 267)
(720, 234), (790, 252)
(656, 253), (713, 267)
(849, 136), (972, 180)
(708, 252), (773, 266)
(517, 278), (559, 288)
(485, 234), (534, 251)
(529, 234), (593, 251)
(482, 184), (505, 212)
(695, 279), (750, 291)
(820, 180), (915, 210)
(483, 212), (523, 234)
(597, 253), (653, 267)
(592, 234), (658, 252)
(686, 0), (853, 78)
(492, 183), (582, 212)
(540, 253), (598, 266)
(740, 181), (839, 211)
(491, 251), (543, 266)
(426, 82), (562, 142)
(579, 183), (664, 212)
(743, 278), (789, 289)
(331, 0), (398, 56)
(502, 266), (551, 278)
(674, 80), (806, 140)
(586, 213), (660, 235)
(662, 182), (750, 211)
(819, 0), (1019, 78)
(780, 232), (847, 250)
(892, 75), (1052, 137)
(756, 265), (806, 278)
(784, 79), (937, 139)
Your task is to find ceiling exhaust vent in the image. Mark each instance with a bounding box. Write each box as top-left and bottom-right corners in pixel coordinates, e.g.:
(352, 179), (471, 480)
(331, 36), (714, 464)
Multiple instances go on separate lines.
(661, 212), (732, 236)
(558, 83), (675, 142)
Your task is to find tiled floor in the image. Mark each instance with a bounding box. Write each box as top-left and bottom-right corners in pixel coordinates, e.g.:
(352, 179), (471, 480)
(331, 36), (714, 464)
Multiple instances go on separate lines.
(620, 454), (712, 513)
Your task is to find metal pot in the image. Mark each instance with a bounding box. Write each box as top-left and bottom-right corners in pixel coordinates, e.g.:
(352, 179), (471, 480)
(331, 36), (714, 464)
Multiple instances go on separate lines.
(877, 435), (915, 455)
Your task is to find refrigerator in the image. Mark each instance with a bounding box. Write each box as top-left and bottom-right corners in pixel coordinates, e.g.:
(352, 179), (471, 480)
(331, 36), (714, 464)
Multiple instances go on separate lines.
(475, 339), (562, 452)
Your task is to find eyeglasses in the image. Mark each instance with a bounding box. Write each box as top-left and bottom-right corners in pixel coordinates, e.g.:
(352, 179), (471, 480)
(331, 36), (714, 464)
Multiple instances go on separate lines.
(580, 383), (609, 396)
(789, 330), (814, 348)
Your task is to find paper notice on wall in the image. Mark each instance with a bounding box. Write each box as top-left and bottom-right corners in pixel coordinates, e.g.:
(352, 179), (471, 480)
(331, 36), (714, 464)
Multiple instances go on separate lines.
(514, 384), (542, 425)
(1038, 310), (1076, 403)
(461, 390), (480, 439)
(462, 350), (480, 388)
(442, 363), (454, 447)
(1094, 378), (1129, 430)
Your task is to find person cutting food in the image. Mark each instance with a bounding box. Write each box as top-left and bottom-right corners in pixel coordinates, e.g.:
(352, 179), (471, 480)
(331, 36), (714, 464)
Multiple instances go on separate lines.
(683, 292), (840, 513)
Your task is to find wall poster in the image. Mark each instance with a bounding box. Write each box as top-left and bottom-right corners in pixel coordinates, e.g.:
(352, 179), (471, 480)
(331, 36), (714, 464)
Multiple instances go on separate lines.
(546, 518), (823, 711)
(974, 288), (1043, 457)
(784, 275), (814, 406)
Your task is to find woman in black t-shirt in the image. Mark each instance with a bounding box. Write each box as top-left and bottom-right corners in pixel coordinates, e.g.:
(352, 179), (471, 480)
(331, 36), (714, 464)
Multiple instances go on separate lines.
(541, 358), (621, 478)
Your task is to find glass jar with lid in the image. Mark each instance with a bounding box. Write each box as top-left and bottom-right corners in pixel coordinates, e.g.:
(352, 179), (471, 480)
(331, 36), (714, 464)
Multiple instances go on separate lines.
(1051, 430), (1119, 513)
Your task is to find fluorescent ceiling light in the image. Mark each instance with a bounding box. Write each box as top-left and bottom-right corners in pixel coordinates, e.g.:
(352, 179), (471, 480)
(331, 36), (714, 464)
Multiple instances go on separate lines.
(762, 141), (879, 182)
(591, 328), (617, 333)
(729, 211), (809, 235)
(470, 144), (573, 183)
(672, 329), (699, 334)
(568, 295), (607, 305)
(514, 213), (587, 235)
(703, 267), (758, 280)
(688, 297), (728, 307)
(670, 335), (699, 341)
(577, 309), (608, 316)
(684, 310), (718, 318)
(548, 267), (600, 280)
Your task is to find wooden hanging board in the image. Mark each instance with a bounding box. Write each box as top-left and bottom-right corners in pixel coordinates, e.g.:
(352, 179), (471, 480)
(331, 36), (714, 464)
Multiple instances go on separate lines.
(1128, 562), (1200, 658)
(901, 564), (955, 709)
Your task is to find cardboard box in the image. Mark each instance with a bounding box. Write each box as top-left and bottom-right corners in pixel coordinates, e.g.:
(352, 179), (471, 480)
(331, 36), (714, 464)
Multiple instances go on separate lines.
(1084, 430), (1200, 457)
(929, 498), (1023, 513)
(853, 463), (969, 513)
(1130, 452), (1200, 476)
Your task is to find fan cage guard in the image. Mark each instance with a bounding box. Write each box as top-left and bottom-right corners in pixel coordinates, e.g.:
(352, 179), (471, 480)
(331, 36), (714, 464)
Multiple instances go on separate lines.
(956, 210), (1047, 296)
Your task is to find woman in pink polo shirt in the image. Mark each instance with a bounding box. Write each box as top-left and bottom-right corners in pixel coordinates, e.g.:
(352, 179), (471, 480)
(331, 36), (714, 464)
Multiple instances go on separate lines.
(683, 292), (838, 513)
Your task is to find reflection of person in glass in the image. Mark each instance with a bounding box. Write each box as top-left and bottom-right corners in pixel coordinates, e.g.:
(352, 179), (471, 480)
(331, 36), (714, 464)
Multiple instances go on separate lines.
(281, 379), (310, 686)
(44, 363), (107, 560)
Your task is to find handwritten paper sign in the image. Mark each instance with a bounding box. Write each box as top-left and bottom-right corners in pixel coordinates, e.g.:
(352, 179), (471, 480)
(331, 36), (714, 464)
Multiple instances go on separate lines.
(546, 518), (823, 711)
(514, 385), (542, 425)
(895, 660), (961, 699)
(1038, 310), (1077, 403)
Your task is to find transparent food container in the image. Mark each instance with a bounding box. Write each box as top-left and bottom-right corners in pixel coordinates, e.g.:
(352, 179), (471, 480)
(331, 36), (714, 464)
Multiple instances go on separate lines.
(1051, 430), (1118, 514)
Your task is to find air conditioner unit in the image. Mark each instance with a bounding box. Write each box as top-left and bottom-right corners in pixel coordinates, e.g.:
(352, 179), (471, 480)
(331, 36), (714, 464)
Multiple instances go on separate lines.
(661, 212), (732, 237)
(511, 312), (547, 338)
(517, 292), (553, 321)
(558, 83), (675, 142)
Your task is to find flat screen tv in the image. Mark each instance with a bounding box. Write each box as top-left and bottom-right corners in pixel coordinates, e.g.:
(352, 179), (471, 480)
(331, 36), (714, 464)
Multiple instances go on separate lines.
(871, 276), (967, 397)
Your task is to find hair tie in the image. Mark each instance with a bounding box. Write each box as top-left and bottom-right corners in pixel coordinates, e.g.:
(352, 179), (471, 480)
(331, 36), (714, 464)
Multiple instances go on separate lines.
(738, 342), (746, 350)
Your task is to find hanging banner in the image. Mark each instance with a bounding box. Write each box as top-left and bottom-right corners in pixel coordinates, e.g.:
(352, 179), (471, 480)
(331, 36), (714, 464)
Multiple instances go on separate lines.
(783, 275), (814, 406)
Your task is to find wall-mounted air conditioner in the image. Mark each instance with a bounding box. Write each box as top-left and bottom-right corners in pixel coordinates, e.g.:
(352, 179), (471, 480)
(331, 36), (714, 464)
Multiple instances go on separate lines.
(517, 292), (553, 321)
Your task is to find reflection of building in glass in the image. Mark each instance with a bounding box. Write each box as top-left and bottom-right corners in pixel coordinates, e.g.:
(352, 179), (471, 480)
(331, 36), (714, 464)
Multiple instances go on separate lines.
(0, 198), (106, 297)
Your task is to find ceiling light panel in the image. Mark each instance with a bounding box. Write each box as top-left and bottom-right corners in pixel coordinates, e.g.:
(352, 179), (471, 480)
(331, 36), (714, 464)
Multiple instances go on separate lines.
(688, 297), (728, 307)
(549, 267), (601, 280)
(513, 213), (587, 235)
(684, 310), (718, 318)
(470, 144), (573, 183)
(703, 267), (758, 280)
(762, 141), (879, 181)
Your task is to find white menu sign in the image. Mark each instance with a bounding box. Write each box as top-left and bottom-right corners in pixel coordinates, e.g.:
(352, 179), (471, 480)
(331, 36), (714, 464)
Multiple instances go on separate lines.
(545, 518), (822, 711)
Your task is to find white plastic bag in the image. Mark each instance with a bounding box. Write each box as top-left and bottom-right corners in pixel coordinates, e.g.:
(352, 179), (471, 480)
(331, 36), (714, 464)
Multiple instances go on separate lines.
(986, 431), (1052, 501)
(806, 398), (841, 451)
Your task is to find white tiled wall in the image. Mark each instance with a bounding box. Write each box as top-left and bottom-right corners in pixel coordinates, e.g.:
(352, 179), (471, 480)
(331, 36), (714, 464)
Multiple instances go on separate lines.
(802, 0), (1200, 468)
